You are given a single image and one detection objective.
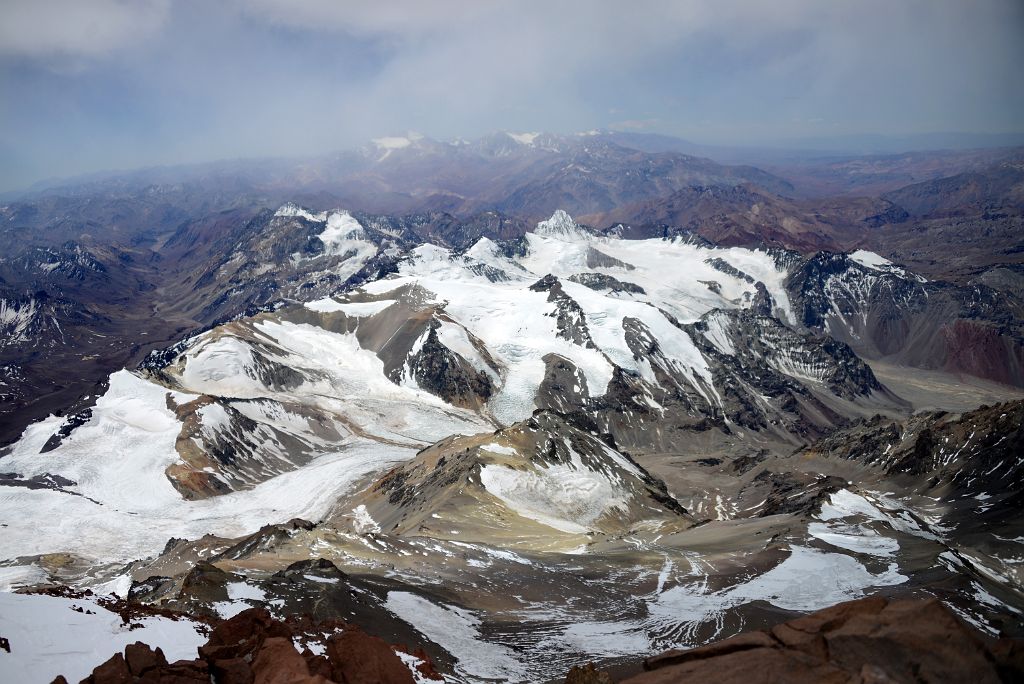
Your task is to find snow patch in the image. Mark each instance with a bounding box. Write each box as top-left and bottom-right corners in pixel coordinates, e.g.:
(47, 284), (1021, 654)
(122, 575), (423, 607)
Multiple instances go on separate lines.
(648, 545), (906, 628)
(385, 591), (525, 680)
(479, 443), (517, 456)
(317, 212), (374, 259)
(0, 592), (206, 684)
(0, 565), (49, 592)
(305, 298), (395, 316)
(274, 204), (327, 223)
(479, 450), (628, 533)
(507, 131), (539, 145)
(351, 504), (381, 534)
(226, 582), (266, 602)
(850, 250), (894, 271)
(808, 522), (899, 557)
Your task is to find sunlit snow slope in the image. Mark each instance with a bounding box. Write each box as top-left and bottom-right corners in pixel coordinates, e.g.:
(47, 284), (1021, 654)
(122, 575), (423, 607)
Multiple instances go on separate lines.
(0, 209), (894, 572)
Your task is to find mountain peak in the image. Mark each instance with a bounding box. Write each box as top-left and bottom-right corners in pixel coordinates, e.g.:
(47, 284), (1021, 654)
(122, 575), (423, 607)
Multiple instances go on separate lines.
(506, 131), (540, 145)
(533, 209), (589, 239)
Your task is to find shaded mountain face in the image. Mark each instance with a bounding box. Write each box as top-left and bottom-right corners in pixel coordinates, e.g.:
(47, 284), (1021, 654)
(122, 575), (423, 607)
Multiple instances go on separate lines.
(570, 147), (1024, 287)
(785, 251), (1024, 386)
(850, 160), (1024, 286)
(881, 160), (1024, 219)
(0, 237), (195, 446)
(807, 400), (1024, 532)
(762, 145), (1024, 198)
(579, 184), (906, 252)
(577, 156), (1024, 265)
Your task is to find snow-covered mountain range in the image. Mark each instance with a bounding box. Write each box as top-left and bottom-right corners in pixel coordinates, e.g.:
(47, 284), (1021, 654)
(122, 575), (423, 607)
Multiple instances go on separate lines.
(2, 204), (1022, 682)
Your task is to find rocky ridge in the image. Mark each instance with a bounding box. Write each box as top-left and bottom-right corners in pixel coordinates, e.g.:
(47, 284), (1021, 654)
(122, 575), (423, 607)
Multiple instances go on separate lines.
(609, 596), (1024, 684)
(62, 606), (440, 684)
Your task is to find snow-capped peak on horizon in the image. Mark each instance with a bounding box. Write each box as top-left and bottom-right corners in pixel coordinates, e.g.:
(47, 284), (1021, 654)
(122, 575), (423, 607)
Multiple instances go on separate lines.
(369, 132), (426, 160)
(507, 132), (540, 146)
(274, 202), (327, 223)
(371, 132), (424, 149)
(533, 209), (590, 240)
(351, 130), (623, 161)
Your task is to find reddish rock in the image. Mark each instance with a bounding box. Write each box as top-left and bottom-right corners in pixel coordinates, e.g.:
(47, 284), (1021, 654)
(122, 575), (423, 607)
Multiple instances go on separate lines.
(409, 647), (444, 681)
(61, 605), (441, 684)
(199, 608), (290, 662)
(326, 628), (415, 684)
(303, 652), (334, 681)
(88, 652), (132, 684)
(155, 660), (208, 684)
(251, 637), (316, 684)
(768, 621), (827, 660)
(210, 657), (254, 684)
(823, 598), (1002, 683)
(620, 596), (1024, 684)
(124, 642), (168, 677)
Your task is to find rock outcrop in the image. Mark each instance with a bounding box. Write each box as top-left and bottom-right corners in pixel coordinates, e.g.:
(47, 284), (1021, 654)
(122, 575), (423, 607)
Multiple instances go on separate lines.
(616, 596), (1024, 684)
(66, 607), (440, 684)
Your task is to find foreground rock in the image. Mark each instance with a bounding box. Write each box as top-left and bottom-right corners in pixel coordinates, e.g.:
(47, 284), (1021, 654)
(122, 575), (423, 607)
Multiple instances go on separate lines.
(617, 596), (1024, 684)
(66, 607), (440, 684)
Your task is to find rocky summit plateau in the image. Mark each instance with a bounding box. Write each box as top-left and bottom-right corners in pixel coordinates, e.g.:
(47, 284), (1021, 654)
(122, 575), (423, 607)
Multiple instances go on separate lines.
(1, 130), (1023, 684)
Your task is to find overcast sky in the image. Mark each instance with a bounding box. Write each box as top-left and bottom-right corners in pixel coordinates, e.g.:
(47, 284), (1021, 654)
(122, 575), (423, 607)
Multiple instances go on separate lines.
(1, 0), (1022, 191)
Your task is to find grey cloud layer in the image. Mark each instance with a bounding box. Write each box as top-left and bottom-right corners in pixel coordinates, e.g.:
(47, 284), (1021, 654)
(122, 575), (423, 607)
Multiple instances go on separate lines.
(1, 0), (1022, 190)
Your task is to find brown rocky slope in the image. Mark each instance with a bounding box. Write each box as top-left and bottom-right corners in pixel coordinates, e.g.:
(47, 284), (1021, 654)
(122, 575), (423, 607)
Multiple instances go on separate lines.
(56, 607), (441, 684)
(568, 596), (1024, 684)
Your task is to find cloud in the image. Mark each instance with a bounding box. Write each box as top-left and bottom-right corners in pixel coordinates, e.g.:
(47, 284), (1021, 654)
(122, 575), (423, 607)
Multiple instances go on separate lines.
(610, 119), (662, 131)
(0, 0), (1022, 189)
(235, 0), (493, 37)
(0, 0), (170, 59)
(222, 0), (1024, 141)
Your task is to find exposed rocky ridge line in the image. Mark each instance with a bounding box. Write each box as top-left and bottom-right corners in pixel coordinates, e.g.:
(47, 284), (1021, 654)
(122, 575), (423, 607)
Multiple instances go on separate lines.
(567, 272), (646, 295)
(530, 274), (599, 349)
(400, 319), (495, 410)
(802, 399), (1024, 545)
